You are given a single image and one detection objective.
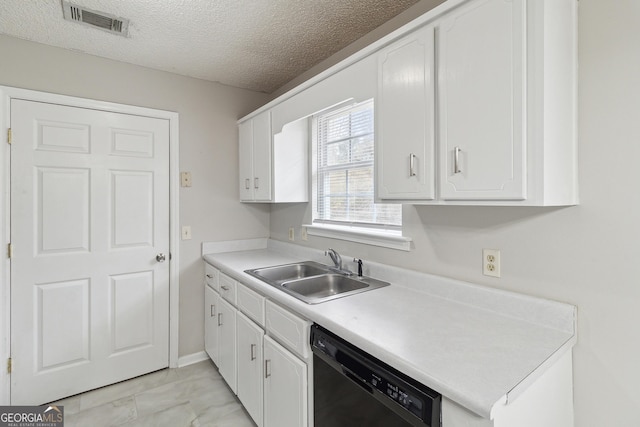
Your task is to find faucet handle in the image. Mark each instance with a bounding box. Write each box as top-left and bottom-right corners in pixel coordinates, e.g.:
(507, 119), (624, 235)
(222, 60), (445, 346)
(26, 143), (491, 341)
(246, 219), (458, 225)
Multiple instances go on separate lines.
(353, 258), (363, 277)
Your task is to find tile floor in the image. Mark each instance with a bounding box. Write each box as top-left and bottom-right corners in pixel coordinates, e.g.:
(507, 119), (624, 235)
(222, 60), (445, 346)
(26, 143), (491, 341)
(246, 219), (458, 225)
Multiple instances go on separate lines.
(50, 359), (256, 427)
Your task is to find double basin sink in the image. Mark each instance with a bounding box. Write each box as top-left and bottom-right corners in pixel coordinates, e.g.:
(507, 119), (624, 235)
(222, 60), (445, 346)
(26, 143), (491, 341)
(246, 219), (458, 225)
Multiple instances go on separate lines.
(244, 261), (390, 304)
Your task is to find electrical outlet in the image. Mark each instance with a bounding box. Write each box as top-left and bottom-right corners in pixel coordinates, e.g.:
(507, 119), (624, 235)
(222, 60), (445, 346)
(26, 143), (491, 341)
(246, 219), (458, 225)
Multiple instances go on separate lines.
(288, 227), (295, 241)
(182, 225), (192, 240)
(180, 172), (192, 187)
(483, 249), (501, 278)
(301, 226), (308, 241)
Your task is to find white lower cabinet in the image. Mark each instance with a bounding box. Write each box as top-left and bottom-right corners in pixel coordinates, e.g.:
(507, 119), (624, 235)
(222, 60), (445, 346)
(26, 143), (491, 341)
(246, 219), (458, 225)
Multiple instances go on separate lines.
(237, 312), (264, 427)
(263, 335), (308, 427)
(217, 297), (237, 394)
(204, 265), (310, 427)
(204, 285), (219, 365)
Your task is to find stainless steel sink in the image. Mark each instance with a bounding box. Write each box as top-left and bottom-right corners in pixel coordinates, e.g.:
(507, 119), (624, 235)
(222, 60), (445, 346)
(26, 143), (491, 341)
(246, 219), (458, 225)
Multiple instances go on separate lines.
(245, 261), (331, 284)
(244, 261), (390, 304)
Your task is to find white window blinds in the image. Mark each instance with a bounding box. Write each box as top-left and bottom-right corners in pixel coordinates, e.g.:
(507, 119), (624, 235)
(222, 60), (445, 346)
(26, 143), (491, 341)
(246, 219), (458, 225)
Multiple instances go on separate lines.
(315, 100), (401, 228)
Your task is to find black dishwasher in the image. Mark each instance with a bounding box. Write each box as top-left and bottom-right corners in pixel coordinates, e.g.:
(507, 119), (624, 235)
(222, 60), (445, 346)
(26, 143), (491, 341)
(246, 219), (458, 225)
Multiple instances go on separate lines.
(311, 324), (441, 427)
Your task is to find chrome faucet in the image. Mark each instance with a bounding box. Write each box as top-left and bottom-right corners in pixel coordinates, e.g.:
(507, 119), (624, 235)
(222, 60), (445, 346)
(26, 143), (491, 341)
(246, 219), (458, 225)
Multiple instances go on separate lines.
(325, 248), (352, 275)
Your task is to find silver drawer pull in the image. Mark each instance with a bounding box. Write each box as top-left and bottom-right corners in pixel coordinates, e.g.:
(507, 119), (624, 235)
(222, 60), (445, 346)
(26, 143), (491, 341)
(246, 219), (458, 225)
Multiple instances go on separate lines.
(221, 285), (230, 291)
(217, 313), (223, 326)
(245, 178), (250, 189)
(454, 146), (462, 174)
(210, 304), (215, 317)
(206, 274), (213, 279)
(254, 177), (259, 189)
(250, 344), (256, 361)
(265, 359), (271, 378)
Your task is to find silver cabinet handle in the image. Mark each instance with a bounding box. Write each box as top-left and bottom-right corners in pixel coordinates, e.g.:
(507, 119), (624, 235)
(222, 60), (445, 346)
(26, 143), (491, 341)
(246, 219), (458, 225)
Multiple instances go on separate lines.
(210, 304), (215, 317)
(265, 359), (271, 378)
(217, 313), (223, 326)
(454, 146), (462, 174)
(156, 253), (166, 263)
(220, 285), (229, 291)
(409, 153), (417, 177)
(206, 274), (213, 279)
(245, 178), (250, 189)
(250, 344), (256, 361)
(254, 177), (259, 189)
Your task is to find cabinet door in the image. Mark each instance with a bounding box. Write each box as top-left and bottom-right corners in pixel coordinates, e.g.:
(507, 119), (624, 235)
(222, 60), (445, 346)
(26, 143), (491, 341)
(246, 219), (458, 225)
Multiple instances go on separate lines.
(438, 0), (526, 200)
(204, 286), (219, 365)
(377, 25), (436, 200)
(239, 119), (254, 201)
(252, 111), (272, 201)
(218, 298), (237, 394)
(237, 313), (264, 427)
(264, 336), (307, 427)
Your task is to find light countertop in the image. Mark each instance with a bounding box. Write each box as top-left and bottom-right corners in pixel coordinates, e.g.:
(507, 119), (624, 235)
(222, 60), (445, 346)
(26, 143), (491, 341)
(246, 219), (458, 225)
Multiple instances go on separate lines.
(202, 239), (576, 419)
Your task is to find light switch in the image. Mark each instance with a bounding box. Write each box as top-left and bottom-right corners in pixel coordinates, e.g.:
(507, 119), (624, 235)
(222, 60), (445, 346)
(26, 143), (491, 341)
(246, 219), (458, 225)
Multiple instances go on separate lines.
(182, 226), (192, 240)
(180, 172), (192, 187)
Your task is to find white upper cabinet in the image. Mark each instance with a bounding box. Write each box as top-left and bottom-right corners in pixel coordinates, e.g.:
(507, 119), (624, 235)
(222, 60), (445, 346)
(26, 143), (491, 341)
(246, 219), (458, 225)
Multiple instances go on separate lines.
(376, 0), (577, 205)
(376, 25), (436, 201)
(438, 0), (526, 201)
(239, 111), (308, 203)
(239, 110), (272, 202)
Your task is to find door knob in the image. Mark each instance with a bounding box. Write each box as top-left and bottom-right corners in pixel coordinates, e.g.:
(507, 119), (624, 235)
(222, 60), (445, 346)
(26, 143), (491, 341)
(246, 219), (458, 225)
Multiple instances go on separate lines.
(156, 253), (166, 263)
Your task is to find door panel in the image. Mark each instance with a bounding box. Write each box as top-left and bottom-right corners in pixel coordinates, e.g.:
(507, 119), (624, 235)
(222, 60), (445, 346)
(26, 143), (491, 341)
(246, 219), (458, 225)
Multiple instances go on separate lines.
(38, 167), (90, 253)
(110, 171), (154, 248)
(438, 0), (526, 200)
(10, 99), (170, 405)
(37, 279), (90, 370)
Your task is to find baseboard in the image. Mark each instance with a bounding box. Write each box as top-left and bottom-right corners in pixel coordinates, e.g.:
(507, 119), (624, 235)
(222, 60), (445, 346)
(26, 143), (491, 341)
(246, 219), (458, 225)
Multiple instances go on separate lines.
(177, 351), (209, 368)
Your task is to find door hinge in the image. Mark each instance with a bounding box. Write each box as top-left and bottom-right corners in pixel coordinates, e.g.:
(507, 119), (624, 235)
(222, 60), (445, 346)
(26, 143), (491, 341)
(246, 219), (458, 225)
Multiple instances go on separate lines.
(7, 243), (12, 258)
(7, 128), (11, 145)
(7, 358), (12, 374)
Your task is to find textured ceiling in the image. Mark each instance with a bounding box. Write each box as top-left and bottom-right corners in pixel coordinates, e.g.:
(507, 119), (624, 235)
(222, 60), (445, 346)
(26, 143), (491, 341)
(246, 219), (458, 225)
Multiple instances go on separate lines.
(0, 0), (423, 93)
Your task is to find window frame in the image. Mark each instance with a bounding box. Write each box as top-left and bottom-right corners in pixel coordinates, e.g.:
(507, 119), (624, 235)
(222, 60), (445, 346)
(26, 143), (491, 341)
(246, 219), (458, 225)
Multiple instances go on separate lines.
(306, 100), (411, 251)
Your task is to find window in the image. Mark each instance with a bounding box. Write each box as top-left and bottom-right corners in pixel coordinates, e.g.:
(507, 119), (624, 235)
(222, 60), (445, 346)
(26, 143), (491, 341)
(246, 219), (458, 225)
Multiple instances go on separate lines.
(312, 100), (402, 233)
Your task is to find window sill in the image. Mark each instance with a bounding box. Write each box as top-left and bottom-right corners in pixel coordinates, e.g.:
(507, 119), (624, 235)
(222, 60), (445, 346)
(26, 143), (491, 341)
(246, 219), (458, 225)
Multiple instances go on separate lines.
(303, 224), (412, 251)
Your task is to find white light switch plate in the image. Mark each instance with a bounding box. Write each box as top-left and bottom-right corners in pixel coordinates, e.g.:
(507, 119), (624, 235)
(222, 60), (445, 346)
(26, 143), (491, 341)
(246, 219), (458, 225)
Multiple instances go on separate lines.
(180, 172), (192, 187)
(182, 226), (192, 240)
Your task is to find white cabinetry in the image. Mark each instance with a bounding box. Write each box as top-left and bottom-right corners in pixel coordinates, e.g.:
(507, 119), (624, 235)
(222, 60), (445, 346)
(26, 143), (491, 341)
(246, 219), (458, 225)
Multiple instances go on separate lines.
(239, 111), (272, 202)
(437, 0), (526, 200)
(217, 297), (237, 394)
(237, 312), (264, 427)
(238, 111), (308, 203)
(263, 335), (308, 427)
(375, 0), (576, 205)
(203, 263), (311, 427)
(204, 285), (219, 365)
(376, 25), (436, 201)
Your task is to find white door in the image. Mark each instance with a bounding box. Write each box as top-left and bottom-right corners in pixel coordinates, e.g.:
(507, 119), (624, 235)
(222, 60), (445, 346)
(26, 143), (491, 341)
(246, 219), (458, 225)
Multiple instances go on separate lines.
(263, 336), (307, 427)
(237, 312), (264, 427)
(376, 25), (436, 201)
(10, 99), (170, 405)
(251, 111), (272, 201)
(437, 0), (526, 200)
(217, 297), (237, 394)
(204, 285), (220, 364)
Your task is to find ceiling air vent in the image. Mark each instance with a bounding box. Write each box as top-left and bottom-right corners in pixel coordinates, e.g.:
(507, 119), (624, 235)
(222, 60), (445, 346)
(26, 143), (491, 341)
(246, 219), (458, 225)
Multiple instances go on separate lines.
(62, 1), (129, 37)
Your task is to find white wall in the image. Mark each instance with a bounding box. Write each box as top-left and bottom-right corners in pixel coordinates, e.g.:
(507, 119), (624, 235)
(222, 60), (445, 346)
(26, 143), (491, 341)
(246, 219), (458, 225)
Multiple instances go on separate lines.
(0, 34), (271, 358)
(268, 0), (640, 425)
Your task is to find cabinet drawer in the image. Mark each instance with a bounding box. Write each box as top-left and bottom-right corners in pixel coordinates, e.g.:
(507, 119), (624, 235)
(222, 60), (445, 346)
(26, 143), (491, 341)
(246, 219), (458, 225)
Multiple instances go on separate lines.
(266, 300), (311, 359)
(219, 273), (237, 305)
(205, 263), (219, 292)
(237, 282), (266, 327)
